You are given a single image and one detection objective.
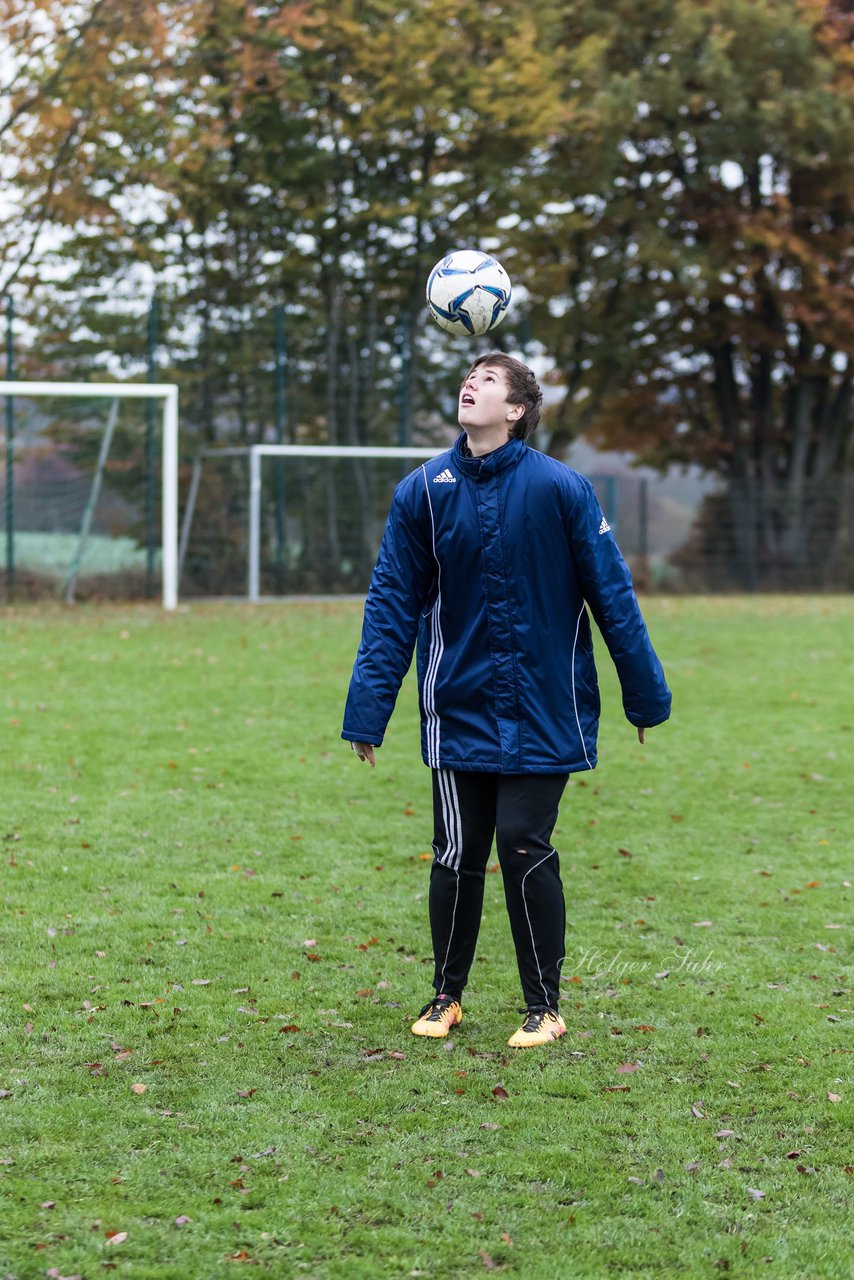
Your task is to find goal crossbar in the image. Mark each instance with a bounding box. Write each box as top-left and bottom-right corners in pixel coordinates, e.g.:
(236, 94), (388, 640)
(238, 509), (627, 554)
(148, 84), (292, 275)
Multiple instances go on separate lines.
(0, 381), (179, 609)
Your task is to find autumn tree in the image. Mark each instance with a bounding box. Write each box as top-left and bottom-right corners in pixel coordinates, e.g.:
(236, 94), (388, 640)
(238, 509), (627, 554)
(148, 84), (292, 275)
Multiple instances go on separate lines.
(516, 0), (854, 586)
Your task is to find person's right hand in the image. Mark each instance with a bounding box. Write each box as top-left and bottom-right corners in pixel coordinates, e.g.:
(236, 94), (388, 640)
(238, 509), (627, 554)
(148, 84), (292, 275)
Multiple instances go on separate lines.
(349, 741), (376, 768)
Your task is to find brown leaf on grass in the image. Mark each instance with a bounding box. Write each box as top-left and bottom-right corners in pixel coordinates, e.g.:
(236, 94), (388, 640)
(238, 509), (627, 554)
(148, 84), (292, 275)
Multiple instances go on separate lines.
(603, 1085), (631, 1092)
(105, 1230), (128, 1244)
(827, 1092), (842, 1102)
(237, 1089), (256, 1098)
(481, 1122), (500, 1130)
(174, 1215), (191, 1226)
(691, 1103), (706, 1118)
(753, 1013), (766, 1024)
(130, 1083), (146, 1095)
(479, 1253), (498, 1270)
(492, 1085), (509, 1099)
(355, 988), (374, 997)
(715, 1130), (737, 1139)
(304, 953), (323, 962)
(616, 1062), (640, 1074)
(279, 1025), (300, 1033)
(618, 847), (633, 857)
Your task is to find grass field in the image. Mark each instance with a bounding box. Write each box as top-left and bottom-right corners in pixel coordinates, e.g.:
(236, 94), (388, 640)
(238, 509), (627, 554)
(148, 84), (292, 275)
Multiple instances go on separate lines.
(1, 597), (851, 1280)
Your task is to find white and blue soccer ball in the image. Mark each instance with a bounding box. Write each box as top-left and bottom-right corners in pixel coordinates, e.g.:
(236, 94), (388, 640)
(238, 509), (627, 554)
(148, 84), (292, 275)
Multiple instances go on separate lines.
(426, 249), (512, 337)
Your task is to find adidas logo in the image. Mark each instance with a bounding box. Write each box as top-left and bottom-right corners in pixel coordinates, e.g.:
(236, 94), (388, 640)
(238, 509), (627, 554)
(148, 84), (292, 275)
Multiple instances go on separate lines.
(433, 468), (456, 484)
(598, 516), (611, 534)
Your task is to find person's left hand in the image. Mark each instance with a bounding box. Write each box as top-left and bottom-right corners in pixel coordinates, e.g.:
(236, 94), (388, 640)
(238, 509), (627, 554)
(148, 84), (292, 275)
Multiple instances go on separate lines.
(637, 727), (646, 745)
(349, 741), (376, 767)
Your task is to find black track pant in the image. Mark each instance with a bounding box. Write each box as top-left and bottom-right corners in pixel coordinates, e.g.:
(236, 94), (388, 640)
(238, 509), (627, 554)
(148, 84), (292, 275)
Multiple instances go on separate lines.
(429, 769), (569, 1010)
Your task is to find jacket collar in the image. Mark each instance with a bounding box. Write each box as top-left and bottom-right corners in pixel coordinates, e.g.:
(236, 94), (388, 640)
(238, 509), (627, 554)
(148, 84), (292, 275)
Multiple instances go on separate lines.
(452, 433), (526, 478)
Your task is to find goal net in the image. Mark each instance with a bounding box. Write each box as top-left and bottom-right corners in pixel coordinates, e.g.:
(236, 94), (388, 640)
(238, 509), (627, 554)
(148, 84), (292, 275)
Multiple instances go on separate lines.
(178, 445), (440, 600)
(0, 382), (179, 608)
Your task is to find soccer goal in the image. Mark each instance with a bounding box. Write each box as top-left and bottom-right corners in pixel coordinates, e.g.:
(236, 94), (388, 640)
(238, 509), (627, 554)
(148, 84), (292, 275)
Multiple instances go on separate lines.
(179, 444), (440, 601)
(0, 380), (179, 608)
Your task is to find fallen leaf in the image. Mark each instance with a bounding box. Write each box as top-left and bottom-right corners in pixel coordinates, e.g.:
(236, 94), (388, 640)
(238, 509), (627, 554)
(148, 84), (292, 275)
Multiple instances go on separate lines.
(174, 1215), (192, 1226)
(616, 1062), (640, 1074)
(492, 1085), (509, 1099)
(105, 1230), (128, 1244)
(130, 1083), (146, 1095)
(746, 1187), (765, 1200)
(827, 1092), (842, 1103)
(479, 1253), (497, 1270)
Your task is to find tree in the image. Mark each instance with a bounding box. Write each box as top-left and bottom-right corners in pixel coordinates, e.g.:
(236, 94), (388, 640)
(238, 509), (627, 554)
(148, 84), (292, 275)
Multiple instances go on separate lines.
(517, 0), (854, 585)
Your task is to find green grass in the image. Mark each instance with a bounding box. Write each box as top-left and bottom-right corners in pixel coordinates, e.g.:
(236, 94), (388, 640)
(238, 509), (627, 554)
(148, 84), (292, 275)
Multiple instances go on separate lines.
(0, 532), (155, 578)
(0, 597), (851, 1279)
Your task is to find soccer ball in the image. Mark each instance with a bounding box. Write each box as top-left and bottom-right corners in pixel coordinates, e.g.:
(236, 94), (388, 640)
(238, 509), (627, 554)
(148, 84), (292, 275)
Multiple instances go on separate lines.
(426, 249), (512, 337)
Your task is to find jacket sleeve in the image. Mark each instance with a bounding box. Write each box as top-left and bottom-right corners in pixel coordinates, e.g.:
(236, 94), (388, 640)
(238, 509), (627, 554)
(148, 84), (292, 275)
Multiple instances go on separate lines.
(342, 475), (436, 747)
(566, 476), (671, 728)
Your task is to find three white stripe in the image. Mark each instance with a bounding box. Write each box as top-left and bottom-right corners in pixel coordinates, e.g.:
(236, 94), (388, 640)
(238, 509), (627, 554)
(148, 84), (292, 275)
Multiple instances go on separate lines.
(434, 769), (463, 870)
(421, 465), (444, 766)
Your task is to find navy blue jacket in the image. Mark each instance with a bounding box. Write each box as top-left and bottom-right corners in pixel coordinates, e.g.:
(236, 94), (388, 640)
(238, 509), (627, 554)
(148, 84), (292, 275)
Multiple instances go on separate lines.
(342, 434), (671, 773)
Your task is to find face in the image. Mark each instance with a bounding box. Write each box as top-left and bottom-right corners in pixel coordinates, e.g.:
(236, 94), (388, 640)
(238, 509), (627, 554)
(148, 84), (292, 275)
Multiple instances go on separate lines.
(458, 364), (524, 433)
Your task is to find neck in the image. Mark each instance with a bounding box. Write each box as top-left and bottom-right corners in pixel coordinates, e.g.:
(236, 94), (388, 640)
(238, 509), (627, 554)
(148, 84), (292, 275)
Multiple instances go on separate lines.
(463, 424), (513, 457)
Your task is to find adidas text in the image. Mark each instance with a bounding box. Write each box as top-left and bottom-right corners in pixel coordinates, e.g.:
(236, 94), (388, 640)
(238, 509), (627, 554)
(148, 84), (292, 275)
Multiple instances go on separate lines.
(433, 468), (457, 484)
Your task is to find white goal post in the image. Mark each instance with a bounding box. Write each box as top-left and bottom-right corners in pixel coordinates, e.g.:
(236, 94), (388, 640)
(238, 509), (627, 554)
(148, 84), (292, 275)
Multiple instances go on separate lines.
(247, 445), (438, 601)
(0, 380), (179, 609)
(178, 443), (440, 601)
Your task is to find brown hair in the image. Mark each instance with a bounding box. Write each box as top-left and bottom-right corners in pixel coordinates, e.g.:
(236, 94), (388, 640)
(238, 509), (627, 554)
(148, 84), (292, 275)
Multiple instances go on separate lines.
(464, 352), (543, 440)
